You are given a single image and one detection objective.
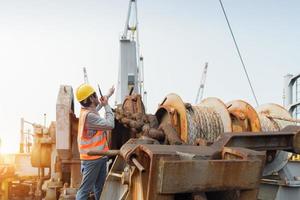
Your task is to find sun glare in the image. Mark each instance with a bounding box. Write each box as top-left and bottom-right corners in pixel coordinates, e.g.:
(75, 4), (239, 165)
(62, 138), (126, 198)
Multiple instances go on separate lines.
(0, 136), (19, 154)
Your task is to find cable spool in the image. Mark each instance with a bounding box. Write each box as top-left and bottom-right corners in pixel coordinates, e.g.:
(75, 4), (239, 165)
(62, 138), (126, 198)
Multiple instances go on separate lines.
(257, 113), (280, 132)
(155, 93), (188, 142)
(186, 98), (232, 144)
(226, 100), (261, 132)
(156, 94), (232, 144)
(256, 103), (294, 176)
(256, 103), (293, 131)
(186, 106), (224, 144)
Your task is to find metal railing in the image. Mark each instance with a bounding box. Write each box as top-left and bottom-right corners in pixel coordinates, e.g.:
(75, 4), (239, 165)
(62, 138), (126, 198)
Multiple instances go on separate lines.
(295, 79), (300, 121)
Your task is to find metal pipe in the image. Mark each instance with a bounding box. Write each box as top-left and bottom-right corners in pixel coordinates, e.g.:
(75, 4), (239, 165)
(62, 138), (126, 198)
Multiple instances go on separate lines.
(88, 150), (120, 157)
(110, 172), (122, 179)
(20, 118), (24, 153)
(284, 74), (294, 109)
(43, 113), (47, 127)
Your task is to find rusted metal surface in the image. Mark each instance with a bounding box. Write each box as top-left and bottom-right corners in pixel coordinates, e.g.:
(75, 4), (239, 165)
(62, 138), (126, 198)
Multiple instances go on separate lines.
(88, 150), (120, 157)
(112, 94), (161, 149)
(99, 126), (300, 200)
(156, 96), (231, 145)
(115, 93), (188, 146)
(122, 94), (145, 114)
(227, 100), (261, 132)
(212, 128), (300, 153)
(159, 123), (183, 145)
(156, 93), (188, 142)
(158, 159), (263, 193)
(48, 85), (83, 199)
(30, 128), (52, 168)
(54, 86), (300, 199)
(115, 94), (288, 149)
(144, 127), (165, 142)
(255, 104), (294, 176)
(131, 157), (145, 172)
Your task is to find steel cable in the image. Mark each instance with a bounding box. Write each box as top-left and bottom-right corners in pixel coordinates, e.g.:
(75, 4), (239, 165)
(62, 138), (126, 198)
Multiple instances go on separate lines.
(186, 106), (224, 144)
(219, 0), (259, 106)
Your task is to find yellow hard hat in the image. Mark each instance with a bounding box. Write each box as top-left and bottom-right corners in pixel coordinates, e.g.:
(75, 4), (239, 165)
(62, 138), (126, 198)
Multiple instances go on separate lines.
(76, 84), (95, 102)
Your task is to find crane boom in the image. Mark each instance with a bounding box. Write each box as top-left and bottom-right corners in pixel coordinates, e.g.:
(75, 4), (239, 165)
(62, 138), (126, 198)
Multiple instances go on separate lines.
(195, 62), (208, 104)
(83, 67), (89, 84)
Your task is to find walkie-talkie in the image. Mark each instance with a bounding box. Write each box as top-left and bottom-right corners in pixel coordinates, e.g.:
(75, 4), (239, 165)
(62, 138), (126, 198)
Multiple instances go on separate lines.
(97, 84), (103, 98)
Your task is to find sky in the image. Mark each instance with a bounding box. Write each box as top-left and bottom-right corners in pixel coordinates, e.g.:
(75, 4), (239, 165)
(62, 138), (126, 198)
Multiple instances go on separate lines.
(0, 0), (299, 153)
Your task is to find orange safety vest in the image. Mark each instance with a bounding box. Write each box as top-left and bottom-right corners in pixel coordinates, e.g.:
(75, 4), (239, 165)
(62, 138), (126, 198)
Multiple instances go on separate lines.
(77, 108), (109, 160)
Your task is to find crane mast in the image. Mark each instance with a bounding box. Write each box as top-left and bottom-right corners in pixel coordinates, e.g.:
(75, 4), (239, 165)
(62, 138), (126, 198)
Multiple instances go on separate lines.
(83, 67), (89, 84)
(195, 62), (208, 104)
(116, 0), (146, 107)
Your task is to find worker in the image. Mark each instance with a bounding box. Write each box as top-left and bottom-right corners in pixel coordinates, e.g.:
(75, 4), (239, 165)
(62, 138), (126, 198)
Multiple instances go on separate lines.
(75, 83), (115, 200)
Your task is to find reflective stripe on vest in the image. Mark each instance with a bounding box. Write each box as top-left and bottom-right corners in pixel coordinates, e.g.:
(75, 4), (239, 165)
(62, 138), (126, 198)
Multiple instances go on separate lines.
(77, 108), (109, 160)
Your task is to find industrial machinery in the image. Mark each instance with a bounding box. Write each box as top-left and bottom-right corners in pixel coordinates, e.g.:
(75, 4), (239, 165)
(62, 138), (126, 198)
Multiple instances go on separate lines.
(44, 85), (80, 199)
(16, 83), (292, 200)
(98, 128), (300, 200)
(255, 73), (300, 199)
(0, 117), (53, 200)
(2, 0), (299, 199)
(88, 92), (299, 200)
(2, 86), (81, 200)
(2, 71), (296, 200)
(0, 164), (15, 200)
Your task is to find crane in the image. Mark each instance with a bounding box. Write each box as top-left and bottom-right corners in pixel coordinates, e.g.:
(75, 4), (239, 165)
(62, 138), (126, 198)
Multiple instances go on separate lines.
(83, 67), (89, 84)
(195, 62), (208, 104)
(116, 0), (146, 107)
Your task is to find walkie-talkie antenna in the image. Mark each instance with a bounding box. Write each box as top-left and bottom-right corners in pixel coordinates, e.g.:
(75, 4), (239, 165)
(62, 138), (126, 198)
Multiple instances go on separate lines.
(98, 84), (103, 98)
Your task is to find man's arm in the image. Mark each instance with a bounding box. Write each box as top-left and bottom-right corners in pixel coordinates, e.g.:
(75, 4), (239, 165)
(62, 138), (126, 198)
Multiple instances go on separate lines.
(95, 85), (115, 112)
(96, 104), (103, 111)
(86, 105), (115, 130)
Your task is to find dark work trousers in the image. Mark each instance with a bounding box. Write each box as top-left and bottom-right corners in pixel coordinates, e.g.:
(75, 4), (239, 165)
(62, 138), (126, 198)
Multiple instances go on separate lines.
(76, 156), (108, 200)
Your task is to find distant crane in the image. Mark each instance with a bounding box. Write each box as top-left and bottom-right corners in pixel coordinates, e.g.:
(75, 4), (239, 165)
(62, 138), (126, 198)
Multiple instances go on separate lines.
(83, 67), (89, 84)
(195, 62), (208, 104)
